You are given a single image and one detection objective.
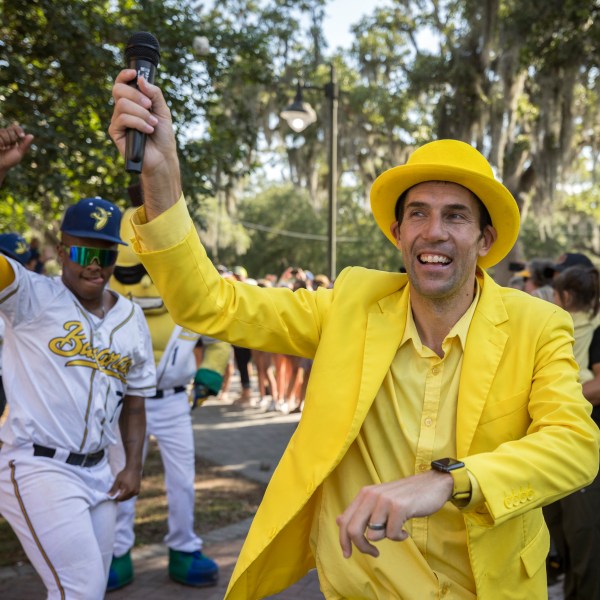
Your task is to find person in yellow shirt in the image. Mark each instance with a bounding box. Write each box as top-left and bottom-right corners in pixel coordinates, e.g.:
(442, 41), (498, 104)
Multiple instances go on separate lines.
(108, 69), (600, 600)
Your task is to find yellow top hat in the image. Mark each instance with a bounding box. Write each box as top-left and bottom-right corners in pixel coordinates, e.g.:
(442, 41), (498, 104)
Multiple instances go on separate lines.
(370, 139), (520, 269)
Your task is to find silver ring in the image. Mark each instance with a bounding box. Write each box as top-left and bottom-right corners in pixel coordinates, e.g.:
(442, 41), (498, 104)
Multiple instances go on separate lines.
(366, 522), (387, 531)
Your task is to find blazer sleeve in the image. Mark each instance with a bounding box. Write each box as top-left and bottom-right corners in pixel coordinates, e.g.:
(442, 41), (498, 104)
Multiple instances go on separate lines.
(131, 199), (335, 359)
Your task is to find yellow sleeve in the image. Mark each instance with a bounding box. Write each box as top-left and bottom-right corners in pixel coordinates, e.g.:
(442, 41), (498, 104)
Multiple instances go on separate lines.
(130, 194), (192, 253)
(0, 255), (15, 289)
(128, 193), (326, 358)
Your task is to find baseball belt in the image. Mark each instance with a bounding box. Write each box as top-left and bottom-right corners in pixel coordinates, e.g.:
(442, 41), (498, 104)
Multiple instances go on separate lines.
(33, 444), (105, 468)
(151, 385), (186, 399)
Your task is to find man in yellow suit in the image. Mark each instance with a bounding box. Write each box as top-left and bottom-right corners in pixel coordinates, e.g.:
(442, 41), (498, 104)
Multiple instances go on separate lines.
(108, 70), (599, 599)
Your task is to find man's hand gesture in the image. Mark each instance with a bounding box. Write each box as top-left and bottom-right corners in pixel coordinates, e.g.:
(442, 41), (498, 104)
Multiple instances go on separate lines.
(336, 469), (453, 558)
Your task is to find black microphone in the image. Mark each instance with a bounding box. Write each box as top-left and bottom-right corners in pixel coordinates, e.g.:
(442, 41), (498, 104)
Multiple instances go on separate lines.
(124, 32), (160, 173)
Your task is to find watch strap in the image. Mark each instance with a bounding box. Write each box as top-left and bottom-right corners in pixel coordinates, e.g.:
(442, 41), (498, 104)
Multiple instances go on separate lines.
(450, 466), (471, 507)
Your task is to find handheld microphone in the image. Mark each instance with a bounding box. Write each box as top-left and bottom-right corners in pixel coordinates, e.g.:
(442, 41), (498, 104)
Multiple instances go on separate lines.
(124, 32), (160, 173)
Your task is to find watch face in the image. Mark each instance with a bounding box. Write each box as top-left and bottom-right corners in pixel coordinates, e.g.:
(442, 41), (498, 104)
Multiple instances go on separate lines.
(432, 458), (465, 471)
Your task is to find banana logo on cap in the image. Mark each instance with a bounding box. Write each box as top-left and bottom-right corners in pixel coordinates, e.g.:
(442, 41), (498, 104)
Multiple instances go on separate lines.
(91, 207), (111, 231)
(15, 240), (29, 256)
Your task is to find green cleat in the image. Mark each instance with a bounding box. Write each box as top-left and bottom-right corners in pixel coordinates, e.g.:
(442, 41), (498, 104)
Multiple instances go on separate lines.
(106, 550), (134, 592)
(168, 548), (219, 587)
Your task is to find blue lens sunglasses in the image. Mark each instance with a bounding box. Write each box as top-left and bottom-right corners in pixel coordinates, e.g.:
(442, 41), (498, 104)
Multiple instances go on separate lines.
(62, 244), (119, 268)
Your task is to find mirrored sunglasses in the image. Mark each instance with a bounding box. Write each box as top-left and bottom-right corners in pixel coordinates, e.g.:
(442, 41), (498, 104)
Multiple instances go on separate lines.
(62, 244), (118, 268)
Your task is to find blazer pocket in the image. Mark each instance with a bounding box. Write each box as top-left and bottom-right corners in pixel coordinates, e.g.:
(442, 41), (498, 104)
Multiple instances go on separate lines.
(520, 520), (550, 578)
(478, 389), (530, 426)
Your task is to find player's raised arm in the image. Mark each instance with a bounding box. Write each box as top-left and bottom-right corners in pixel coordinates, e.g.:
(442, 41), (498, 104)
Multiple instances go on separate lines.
(109, 70), (181, 221)
(0, 123), (34, 187)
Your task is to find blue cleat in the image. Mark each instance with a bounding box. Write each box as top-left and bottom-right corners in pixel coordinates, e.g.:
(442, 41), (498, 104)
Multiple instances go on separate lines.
(168, 548), (219, 587)
(106, 551), (134, 592)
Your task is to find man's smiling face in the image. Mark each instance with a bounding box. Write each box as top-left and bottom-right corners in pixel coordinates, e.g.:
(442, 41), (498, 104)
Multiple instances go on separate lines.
(391, 181), (496, 304)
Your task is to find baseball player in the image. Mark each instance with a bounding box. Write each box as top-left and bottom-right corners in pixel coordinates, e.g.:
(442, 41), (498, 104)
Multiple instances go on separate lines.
(107, 208), (229, 589)
(0, 233), (32, 420)
(0, 197), (156, 600)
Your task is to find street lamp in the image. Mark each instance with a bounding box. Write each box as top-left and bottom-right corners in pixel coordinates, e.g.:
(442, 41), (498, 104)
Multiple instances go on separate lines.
(280, 65), (338, 281)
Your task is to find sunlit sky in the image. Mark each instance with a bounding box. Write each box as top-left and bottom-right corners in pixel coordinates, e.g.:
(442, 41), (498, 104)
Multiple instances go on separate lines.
(323, 0), (393, 49)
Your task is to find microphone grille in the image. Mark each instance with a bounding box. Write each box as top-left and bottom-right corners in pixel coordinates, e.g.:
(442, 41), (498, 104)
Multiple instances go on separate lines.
(125, 32), (160, 66)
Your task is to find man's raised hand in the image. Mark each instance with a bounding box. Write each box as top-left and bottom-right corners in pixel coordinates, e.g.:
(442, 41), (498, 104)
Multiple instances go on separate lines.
(109, 69), (181, 218)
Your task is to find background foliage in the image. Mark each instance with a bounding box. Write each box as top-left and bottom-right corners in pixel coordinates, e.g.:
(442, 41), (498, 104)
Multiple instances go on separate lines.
(1, 0), (599, 280)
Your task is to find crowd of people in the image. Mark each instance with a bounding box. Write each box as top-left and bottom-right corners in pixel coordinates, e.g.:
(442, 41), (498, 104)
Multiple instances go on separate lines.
(215, 265), (331, 413)
(0, 63), (598, 600)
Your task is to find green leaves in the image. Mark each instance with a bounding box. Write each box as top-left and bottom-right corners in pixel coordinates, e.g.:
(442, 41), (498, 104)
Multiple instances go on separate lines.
(1, 0), (599, 267)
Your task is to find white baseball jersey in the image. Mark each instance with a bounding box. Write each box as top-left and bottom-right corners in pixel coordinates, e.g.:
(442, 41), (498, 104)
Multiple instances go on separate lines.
(0, 318), (4, 377)
(155, 325), (200, 390)
(0, 257), (156, 453)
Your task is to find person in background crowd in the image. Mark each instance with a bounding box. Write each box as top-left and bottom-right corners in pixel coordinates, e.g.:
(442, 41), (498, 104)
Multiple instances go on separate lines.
(230, 266), (254, 405)
(27, 236), (46, 274)
(107, 207), (224, 590)
(542, 250), (597, 585)
(109, 70), (599, 600)
(552, 265), (600, 383)
(544, 261), (600, 599)
(513, 258), (555, 301)
(506, 271), (526, 290)
(313, 273), (331, 289)
(252, 278), (279, 408)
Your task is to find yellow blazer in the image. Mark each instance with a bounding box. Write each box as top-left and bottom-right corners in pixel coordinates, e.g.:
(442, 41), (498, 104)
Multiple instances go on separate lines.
(136, 223), (599, 600)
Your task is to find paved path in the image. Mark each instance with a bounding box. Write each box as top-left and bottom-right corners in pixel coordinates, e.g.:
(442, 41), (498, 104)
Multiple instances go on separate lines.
(0, 376), (565, 599)
(0, 379), (324, 599)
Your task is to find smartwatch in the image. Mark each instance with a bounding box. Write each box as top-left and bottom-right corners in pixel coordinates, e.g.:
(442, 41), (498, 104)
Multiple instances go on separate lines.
(431, 458), (471, 507)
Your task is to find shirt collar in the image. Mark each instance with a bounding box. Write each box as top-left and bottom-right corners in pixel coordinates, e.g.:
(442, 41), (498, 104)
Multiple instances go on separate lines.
(401, 278), (481, 352)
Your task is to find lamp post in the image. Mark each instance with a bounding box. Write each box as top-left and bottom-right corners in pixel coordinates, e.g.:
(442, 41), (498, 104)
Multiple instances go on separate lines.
(280, 65), (338, 281)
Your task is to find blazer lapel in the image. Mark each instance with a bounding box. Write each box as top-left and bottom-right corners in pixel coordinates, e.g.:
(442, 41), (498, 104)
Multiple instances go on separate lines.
(349, 291), (409, 439)
(457, 274), (509, 457)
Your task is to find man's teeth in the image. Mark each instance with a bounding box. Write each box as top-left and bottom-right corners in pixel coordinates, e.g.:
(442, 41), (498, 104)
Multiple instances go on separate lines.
(419, 254), (450, 264)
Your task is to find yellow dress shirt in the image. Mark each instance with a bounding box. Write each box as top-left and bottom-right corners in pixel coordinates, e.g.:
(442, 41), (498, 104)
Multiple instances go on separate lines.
(311, 285), (480, 599)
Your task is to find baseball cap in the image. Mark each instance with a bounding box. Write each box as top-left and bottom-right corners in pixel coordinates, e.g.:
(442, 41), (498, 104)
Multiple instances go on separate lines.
(233, 265), (248, 279)
(60, 197), (125, 245)
(0, 233), (31, 266)
(548, 252), (593, 275)
(313, 274), (331, 288)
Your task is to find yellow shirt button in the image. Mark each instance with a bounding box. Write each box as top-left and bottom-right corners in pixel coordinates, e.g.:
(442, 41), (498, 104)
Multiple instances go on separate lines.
(424, 417), (433, 427)
(431, 366), (440, 375)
